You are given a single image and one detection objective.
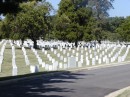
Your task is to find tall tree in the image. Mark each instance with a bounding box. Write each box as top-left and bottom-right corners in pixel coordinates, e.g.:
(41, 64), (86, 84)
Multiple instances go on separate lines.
(70, 0), (114, 18)
(0, 0), (42, 14)
(56, 0), (93, 47)
(1, 1), (53, 48)
(116, 16), (130, 42)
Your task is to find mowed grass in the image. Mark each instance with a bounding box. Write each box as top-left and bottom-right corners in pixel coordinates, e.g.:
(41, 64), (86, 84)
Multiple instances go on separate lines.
(116, 89), (130, 97)
(0, 41), (130, 78)
(15, 45), (30, 75)
(0, 43), (12, 77)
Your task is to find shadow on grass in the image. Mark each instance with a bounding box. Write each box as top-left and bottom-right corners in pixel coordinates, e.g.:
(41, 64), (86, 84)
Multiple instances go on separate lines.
(0, 71), (86, 97)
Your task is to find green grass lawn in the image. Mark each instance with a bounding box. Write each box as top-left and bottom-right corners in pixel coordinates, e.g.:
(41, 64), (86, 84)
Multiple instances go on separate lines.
(116, 89), (130, 97)
(0, 43), (12, 77)
(0, 41), (130, 78)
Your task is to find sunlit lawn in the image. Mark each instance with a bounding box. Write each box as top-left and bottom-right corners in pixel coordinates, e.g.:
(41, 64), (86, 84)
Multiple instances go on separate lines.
(116, 89), (130, 97)
(0, 41), (130, 78)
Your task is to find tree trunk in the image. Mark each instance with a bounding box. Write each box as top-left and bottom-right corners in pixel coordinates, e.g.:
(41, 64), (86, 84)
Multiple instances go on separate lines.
(21, 38), (24, 46)
(75, 39), (78, 48)
(12, 40), (15, 44)
(98, 40), (101, 44)
(33, 39), (37, 49)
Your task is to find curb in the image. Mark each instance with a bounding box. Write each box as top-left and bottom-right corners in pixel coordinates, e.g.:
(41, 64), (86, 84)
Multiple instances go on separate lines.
(68, 61), (130, 72)
(105, 86), (130, 97)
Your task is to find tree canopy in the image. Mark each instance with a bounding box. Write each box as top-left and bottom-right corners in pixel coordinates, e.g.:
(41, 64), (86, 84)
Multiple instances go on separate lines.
(0, 0), (42, 14)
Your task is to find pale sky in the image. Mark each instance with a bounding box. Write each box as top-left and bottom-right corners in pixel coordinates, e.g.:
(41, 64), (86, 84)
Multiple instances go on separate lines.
(109, 0), (130, 17)
(46, 0), (130, 17)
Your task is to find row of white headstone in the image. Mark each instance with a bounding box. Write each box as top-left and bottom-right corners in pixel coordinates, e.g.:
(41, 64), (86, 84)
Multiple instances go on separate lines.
(11, 40), (130, 74)
(0, 40), (7, 72)
(9, 40), (18, 76)
(22, 47), (30, 66)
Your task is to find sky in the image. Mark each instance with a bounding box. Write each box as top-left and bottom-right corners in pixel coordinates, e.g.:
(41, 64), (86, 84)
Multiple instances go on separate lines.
(46, 0), (130, 17)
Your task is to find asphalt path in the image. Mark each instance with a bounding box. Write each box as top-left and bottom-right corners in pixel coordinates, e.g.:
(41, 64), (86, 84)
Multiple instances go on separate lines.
(1, 64), (130, 97)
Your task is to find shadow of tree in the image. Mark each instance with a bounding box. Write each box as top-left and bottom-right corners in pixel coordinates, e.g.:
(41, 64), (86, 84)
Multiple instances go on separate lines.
(0, 71), (86, 97)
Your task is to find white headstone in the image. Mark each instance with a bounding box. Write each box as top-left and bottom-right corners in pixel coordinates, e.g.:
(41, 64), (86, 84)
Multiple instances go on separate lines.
(90, 54), (92, 59)
(64, 64), (68, 69)
(81, 59), (84, 64)
(67, 53), (70, 57)
(86, 59), (90, 66)
(53, 61), (58, 70)
(61, 55), (64, 60)
(42, 62), (45, 68)
(98, 58), (102, 64)
(76, 53), (78, 57)
(96, 56), (98, 60)
(12, 66), (17, 76)
(76, 57), (78, 62)
(78, 61), (82, 67)
(25, 56), (30, 65)
(92, 58), (96, 65)
(49, 65), (53, 71)
(38, 58), (42, 65)
(106, 58), (109, 64)
(59, 62), (63, 69)
(63, 58), (67, 63)
(30, 65), (39, 73)
(118, 56), (122, 62)
(68, 57), (76, 68)
(57, 53), (60, 57)
(45, 64), (49, 70)
(72, 50), (75, 54)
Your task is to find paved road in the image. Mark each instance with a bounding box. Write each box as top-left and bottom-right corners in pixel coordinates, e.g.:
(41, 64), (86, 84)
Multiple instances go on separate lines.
(1, 64), (130, 97)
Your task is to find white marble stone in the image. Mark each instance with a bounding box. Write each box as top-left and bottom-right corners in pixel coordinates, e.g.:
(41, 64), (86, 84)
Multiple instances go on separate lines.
(12, 66), (17, 76)
(57, 53), (60, 57)
(68, 57), (76, 68)
(42, 62), (45, 68)
(90, 54), (92, 59)
(96, 56), (98, 60)
(63, 58), (67, 63)
(53, 61), (58, 70)
(60, 56), (64, 60)
(59, 62), (63, 69)
(25, 56), (30, 65)
(92, 58), (96, 65)
(106, 58), (109, 64)
(81, 59), (84, 64)
(30, 65), (39, 73)
(86, 59), (90, 66)
(76, 57), (78, 62)
(49, 65), (53, 71)
(78, 61), (82, 67)
(98, 58), (102, 64)
(38, 58), (42, 65)
(64, 64), (68, 69)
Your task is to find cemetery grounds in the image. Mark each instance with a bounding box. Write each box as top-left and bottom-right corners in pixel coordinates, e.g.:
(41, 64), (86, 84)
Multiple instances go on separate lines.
(0, 39), (130, 78)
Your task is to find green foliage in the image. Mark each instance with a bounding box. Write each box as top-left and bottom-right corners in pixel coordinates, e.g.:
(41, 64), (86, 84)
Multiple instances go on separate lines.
(55, 0), (93, 45)
(116, 16), (130, 42)
(0, 1), (53, 48)
(0, 0), (42, 14)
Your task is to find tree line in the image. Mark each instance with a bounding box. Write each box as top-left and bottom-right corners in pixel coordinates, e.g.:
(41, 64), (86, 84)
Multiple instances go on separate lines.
(0, 0), (130, 48)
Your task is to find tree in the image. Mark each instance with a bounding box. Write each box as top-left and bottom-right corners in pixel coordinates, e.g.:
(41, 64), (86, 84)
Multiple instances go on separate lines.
(116, 16), (130, 42)
(86, 0), (114, 18)
(0, 14), (15, 39)
(85, 0), (115, 43)
(0, 0), (42, 14)
(55, 0), (93, 47)
(13, 1), (52, 48)
(0, 1), (53, 48)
